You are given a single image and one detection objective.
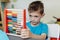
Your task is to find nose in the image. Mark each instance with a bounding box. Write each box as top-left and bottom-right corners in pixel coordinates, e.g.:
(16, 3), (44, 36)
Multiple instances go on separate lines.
(31, 17), (35, 21)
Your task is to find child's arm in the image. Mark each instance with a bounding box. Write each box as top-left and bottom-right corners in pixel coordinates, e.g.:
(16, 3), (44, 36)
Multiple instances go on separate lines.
(26, 26), (46, 40)
(30, 32), (46, 40)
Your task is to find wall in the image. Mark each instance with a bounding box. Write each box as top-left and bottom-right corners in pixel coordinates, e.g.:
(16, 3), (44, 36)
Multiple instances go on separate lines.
(42, 0), (60, 23)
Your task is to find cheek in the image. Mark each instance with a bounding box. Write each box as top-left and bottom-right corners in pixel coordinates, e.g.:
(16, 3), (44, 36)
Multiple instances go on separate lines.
(35, 17), (41, 21)
(29, 17), (31, 20)
(29, 17), (33, 21)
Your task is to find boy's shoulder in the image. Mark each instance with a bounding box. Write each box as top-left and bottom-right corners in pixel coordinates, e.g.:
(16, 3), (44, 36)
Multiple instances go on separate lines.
(40, 22), (48, 28)
(41, 22), (48, 26)
(26, 21), (30, 24)
(26, 21), (30, 23)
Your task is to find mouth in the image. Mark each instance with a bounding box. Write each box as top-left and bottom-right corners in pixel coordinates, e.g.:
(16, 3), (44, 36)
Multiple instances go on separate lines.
(30, 21), (37, 25)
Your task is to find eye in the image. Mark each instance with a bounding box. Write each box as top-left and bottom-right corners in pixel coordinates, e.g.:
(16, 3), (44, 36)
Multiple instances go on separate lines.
(29, 15), (32, 17)
(34, 16), (38, 17)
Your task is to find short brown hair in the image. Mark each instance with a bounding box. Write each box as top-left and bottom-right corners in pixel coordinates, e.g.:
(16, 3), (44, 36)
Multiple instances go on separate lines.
(28, 1), (44, 14)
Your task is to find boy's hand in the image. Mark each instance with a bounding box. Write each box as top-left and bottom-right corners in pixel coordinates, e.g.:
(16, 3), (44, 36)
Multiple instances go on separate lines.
(16, 23), (22, 35)
(21, 29), (30, 38)
(16, 27), (22, 35)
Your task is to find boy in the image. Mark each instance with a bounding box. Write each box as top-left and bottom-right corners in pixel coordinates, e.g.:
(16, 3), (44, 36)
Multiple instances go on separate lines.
(21, 1), (48, 40)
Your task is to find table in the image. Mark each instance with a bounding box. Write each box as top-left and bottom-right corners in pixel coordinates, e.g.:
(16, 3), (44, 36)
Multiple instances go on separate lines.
(7, 33), (39, 40)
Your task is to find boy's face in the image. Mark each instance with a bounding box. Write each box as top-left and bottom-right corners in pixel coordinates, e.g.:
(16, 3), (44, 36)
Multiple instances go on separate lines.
(29, 11), (44, 25)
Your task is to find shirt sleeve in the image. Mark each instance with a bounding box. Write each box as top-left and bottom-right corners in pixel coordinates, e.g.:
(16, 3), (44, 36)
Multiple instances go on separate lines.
(0, 30), (9, 40)
(41, 24), (48, 36)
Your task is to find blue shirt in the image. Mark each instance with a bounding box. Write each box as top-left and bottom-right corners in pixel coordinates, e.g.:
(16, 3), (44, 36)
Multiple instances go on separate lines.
(26, 22), (48, 39)
(0, 30), (9, 40)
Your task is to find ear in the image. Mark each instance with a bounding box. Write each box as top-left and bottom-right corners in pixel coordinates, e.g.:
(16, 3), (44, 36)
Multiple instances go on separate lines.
(41, 13), (45, 18)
